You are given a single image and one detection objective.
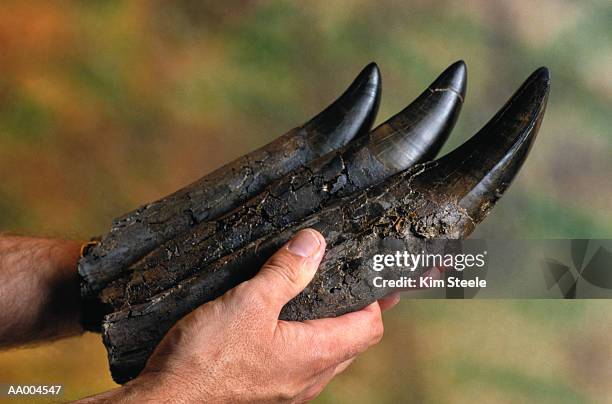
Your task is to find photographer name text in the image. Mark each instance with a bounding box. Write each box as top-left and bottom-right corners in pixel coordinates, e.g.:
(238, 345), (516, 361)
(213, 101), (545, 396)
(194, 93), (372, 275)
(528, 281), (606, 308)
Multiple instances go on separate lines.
(371, 250), (488, 289)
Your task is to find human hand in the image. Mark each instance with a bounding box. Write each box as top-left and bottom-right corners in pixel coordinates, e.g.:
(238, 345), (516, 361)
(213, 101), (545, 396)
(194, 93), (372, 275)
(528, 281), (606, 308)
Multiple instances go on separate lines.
(101, 229), (398, 403)
(0, 236), (83, 347)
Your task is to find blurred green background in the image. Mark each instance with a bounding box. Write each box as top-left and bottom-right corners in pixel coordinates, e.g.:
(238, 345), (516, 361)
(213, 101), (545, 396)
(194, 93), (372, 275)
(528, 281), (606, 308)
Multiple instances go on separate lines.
(0, 0), (610, 402)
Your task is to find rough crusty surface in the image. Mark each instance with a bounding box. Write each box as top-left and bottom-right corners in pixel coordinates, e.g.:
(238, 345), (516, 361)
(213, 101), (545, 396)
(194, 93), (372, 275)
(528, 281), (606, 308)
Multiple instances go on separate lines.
(102, 164), (475, 384)
(99, 135), (392, 312)
(79, 129), (315, 296)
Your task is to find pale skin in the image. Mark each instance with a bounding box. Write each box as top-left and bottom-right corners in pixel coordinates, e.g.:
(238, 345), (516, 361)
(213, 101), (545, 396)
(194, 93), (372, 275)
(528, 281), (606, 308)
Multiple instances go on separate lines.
(0, 230), (399, 402)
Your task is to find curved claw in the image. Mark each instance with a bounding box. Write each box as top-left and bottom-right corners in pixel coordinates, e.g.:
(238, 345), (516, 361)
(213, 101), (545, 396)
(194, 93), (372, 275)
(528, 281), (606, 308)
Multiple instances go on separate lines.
(303, 62), (381, 154)
(411, 67), (550, 229)
(99, 67), (551, 381)
(366, 60), (467, 171)
(78, 63), (382, 307)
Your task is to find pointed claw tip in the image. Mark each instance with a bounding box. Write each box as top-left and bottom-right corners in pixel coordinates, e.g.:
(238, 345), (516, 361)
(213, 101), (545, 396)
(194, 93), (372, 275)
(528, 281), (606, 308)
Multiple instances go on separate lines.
(449, 59), (467, 77)
(364, 61), (380, 73)
(346, 62), (382, 114)
(429, 60), (468, 102)
(355, 62), (382, 93)
(508, 68), (551, 134)
(302, 63), (382, 153)
(534, 66), (551, 82)
(521, 67), (551, 103)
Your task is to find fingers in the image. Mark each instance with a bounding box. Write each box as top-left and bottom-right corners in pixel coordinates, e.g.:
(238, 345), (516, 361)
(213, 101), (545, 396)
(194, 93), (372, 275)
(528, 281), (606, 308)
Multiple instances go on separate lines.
(378, 292), (401, 312)
(300, 358), (356, 402)
(299, 302), (384, 367)
(333, 357), (356, 376)
(243, 229), (326, 315)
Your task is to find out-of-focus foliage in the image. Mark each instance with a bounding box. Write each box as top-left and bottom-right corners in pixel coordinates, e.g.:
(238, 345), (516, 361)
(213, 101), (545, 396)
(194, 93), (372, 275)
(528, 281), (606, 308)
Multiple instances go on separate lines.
(0, 0), (610, 402)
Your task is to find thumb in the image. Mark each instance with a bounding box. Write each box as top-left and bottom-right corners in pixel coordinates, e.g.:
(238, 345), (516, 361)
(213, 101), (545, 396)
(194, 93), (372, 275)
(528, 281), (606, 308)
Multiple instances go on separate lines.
(246, 229), (326, 314)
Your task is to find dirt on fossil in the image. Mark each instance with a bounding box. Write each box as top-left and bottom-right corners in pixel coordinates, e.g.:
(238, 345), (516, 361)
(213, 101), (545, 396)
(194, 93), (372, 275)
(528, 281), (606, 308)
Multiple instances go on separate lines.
(101, 165), (473, 384)
(99, 141), (390, 311)
(77, 62), (381, 304)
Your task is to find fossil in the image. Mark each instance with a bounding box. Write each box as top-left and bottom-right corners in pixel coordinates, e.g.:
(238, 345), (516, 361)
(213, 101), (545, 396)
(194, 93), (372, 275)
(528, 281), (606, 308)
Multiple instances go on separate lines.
(94, 61), (466, 320)
(78, 64), (550, 384)
(78, 63), (381, 328)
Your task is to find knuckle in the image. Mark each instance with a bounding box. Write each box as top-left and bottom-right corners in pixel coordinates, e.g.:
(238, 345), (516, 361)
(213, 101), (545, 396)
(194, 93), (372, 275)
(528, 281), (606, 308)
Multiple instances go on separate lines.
(370, 317), (384, 344)
(303, 385), (325, 402)
(308, 339), (334, 372)
(276, 381), (301, 402)
(229, 282), (267, 311)
(231, 281), (257, 302)
(263, 254), (302, 286)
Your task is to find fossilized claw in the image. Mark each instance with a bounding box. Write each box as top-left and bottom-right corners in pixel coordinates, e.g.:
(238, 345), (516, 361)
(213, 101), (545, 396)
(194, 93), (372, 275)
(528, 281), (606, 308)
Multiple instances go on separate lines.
(96, 61), (467, 313)
(303, 62), (382, 154)
(97, 65), (551, 385)
(367, 60), (467, 170)
(410, 67), (550, 233)
(78, 63), (382, 300)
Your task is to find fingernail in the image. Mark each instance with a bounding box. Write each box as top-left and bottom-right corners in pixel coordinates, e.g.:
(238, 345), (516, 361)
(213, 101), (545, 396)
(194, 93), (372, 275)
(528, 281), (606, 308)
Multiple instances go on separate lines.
(287, 230), (321, 258)
(425, 267), (442, 280)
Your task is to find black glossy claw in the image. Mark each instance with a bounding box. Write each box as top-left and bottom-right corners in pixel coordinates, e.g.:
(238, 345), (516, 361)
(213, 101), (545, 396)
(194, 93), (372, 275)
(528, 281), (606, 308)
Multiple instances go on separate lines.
(303, 62), (381, 154)
(411, 67), (550, 228)
(366, 60), (467, 170)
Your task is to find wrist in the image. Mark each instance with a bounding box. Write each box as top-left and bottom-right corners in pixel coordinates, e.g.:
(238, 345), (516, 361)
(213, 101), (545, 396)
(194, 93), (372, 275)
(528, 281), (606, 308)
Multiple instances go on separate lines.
(45, 238), (85, 336)
(117, 371), (211, 403)
(78, 377), (165, 403)
(0, 236), (84, 346)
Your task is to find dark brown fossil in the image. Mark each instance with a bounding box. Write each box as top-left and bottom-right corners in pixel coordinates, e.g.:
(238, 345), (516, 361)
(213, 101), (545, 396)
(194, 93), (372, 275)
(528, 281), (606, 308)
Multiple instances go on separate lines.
(93, 61), (467, 319)
(100, 67), (550, 384)
(77, 63), (381, 324)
